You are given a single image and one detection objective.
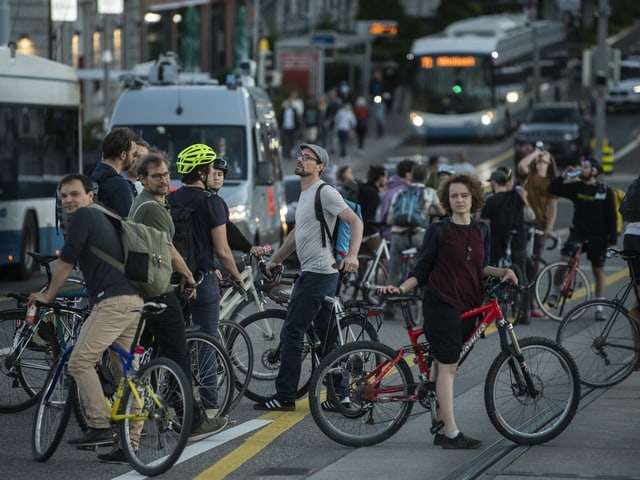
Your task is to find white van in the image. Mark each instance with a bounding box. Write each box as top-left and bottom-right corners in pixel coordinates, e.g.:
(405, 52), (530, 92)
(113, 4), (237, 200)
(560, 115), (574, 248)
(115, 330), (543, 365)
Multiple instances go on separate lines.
(108, 57), (286, 247)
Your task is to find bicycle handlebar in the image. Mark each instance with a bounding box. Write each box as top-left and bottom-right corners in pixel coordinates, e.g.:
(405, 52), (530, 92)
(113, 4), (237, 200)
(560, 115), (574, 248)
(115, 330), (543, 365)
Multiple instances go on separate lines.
(529, 227), (560, 250)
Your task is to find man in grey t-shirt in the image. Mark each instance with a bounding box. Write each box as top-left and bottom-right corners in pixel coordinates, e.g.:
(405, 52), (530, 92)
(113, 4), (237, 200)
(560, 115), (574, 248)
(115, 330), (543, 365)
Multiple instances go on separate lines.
(253, 144), (363, 411)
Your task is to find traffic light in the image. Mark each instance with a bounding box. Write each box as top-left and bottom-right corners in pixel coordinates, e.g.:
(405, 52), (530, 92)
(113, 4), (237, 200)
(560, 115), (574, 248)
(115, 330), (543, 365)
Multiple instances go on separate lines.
(258, 49), (274, 87)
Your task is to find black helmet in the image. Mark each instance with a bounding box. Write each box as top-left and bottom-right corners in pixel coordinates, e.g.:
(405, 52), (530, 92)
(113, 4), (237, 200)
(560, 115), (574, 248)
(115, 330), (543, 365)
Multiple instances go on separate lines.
(213, 156), (228, 173)
(582, 156), (601, 175)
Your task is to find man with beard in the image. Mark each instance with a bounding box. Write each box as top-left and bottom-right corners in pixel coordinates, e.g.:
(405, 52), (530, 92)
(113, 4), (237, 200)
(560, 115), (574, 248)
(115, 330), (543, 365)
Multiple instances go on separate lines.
(547, 157), (618, 320)
(254, 144), (362, 411)
(90, 127), (139, 216)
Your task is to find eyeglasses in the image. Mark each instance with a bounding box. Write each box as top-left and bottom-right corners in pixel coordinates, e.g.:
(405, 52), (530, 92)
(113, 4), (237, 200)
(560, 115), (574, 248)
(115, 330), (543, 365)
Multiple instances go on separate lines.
(296, 152), (320, 164)
(149, 172), (170, 181)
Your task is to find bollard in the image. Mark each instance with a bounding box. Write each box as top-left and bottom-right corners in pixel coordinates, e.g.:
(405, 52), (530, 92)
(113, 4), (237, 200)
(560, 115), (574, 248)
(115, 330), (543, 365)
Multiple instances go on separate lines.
(602, 143), (614, 174)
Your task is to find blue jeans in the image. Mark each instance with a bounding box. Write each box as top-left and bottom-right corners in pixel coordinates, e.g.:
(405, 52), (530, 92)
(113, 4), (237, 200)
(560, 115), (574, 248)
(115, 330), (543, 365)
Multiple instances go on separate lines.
(191, 272), (220, 408)
(275, 271), (339, 401)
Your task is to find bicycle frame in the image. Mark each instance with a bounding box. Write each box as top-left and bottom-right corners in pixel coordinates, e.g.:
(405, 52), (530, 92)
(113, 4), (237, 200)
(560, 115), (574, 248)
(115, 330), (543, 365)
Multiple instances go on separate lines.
(361, 239), (390, 292)
(559, 244), (583, 299)
(219, 256), (266, 319)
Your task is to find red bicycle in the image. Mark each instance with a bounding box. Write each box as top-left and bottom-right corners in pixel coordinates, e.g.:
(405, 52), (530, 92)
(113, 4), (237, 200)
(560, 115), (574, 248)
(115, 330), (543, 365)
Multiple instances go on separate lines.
(308, 280), (581, 447)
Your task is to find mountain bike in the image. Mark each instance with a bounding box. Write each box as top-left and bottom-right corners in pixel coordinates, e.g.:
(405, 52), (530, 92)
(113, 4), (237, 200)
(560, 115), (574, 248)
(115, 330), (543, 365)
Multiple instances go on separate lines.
(32, 302), (193, 477)
(556, 249), (640, 388)
(534, 240), (592, 321)
(239, 270), (383, 403)
(308, 281), (581, 447)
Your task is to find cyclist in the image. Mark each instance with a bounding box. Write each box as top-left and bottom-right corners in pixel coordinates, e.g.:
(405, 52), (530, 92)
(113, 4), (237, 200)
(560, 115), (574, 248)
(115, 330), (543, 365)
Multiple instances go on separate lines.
(29, 173), (143, 447)
(547, 157), (618, 321)
(255, 144), (362, 411)
(381, 173), (517, 449)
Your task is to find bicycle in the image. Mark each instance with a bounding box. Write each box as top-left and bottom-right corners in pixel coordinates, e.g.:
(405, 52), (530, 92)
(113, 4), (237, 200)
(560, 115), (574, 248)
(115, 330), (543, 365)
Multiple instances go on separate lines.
(239, 270), (383, 403)
(0, 253), (88, 413)
(32, 301), (194, 477)
(534, 240), (592, 321)
(556, 249), (640, 388)
(308, 281), (581, 447)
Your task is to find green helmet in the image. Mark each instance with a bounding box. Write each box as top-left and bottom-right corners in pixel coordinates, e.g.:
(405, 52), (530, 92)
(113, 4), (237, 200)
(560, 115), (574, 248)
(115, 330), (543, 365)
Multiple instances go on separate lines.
(176, 144), (216, 174)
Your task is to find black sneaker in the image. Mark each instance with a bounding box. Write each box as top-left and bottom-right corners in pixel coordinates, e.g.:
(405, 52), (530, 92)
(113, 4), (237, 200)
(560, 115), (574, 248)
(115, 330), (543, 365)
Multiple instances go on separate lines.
(441, 432), (482, 450)
(321, 397), (351, 412)
(67, 427), (114, 447)
(253, 396), (295, 411)
(546, 293), (559, 308)
(595, 310), (607, 322)
(97, 447), (128, 464)
(433, 433), (445, 446)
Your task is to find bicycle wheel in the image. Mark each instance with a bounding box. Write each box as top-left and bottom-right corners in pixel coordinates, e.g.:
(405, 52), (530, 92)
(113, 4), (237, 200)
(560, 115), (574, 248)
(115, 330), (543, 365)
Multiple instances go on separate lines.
(0, 309), (61, 412)
(556, 300), (639, 388)
(31, 355), (74, 461)
(534, 261), (592, 321)
(484, 336), (580, 445)
(240, 309), (316, 403)
(186, 332), (235, 417)
(308, 340), (415, 447)
(218, 320), (254, 412)
(120, 357), (193, 477)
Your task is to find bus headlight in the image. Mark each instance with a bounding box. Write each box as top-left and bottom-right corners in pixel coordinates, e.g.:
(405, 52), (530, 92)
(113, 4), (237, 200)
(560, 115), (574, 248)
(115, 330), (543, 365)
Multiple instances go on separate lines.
(373, 95), (383, 104)
(505, 91), (519, 103)
(481, 111), (494, 125)
(410, 112), (424, 127)
(229, 204), (248, 222)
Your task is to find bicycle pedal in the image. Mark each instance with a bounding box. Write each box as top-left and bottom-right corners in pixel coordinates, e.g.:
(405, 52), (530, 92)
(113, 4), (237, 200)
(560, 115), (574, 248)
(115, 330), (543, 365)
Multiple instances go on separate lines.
(430, 420), (444, 435)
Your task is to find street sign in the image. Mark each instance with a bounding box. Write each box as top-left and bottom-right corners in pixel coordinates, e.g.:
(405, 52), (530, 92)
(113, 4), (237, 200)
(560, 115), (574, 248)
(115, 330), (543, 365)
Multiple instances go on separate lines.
(312, 32), (336, 46)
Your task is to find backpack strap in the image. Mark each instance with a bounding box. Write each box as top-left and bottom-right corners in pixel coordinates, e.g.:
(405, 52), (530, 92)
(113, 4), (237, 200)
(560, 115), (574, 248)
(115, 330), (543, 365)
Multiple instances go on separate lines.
(86, 203), (126, 273)
(129, 200), (158, 219)
(314, 183), (334, 251)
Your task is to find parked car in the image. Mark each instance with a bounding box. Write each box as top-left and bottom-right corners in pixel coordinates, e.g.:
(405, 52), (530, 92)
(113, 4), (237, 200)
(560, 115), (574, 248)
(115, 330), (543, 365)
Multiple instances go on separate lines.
(513, 102), (592, 167)
(606, 58), (640, 112)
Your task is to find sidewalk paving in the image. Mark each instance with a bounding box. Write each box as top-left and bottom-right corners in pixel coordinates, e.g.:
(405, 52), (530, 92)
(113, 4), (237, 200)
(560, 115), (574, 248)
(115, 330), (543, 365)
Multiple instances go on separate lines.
(307, 372), (640, 480)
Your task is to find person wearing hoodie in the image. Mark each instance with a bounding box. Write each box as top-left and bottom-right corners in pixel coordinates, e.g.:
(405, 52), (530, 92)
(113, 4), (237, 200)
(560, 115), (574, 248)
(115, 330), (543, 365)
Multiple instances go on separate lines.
(378, 158), (417, 242)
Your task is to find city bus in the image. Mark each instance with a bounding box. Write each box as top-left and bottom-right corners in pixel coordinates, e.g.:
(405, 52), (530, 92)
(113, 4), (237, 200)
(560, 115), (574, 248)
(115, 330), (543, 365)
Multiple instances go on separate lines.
(0, 45), (82, 279)
(407, 14), (567, 139)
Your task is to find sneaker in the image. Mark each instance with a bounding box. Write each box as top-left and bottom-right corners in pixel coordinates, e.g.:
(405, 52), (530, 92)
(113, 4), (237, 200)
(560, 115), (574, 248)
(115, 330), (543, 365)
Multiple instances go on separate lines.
(253, 396), (295, 412)
(546, 293), (559, 308)
(321, 397), (351, 412)
(67, 427), (114, 447)
(441, 432), (482, 450)
(97, 447), (128, 464)
(205, 408), (219, 419)
(189, 416), (228, 442)
(595, 310), (607, 322)
(530, 309), (545, 318)
(433, 433), (445, 446)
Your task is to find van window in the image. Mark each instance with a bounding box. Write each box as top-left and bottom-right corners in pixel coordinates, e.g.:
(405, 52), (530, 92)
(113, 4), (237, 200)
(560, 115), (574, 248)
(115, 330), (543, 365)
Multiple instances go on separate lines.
(112, 124), (247, 180)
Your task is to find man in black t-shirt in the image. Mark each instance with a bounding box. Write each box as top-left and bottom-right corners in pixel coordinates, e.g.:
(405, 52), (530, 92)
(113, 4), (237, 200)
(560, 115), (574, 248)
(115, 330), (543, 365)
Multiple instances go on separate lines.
(548, 157), (618, 320)
(30, 173), (142, 448)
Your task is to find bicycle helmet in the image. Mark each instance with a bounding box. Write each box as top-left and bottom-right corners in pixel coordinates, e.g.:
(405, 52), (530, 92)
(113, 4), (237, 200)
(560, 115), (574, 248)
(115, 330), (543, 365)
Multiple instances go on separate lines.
(176, 143), (216, 174)
(213, 156), (228, 173)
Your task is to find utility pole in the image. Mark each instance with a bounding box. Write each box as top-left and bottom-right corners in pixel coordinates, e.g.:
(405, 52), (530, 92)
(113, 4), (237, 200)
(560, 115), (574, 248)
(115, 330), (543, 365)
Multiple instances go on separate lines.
(594, 0), (609, 159)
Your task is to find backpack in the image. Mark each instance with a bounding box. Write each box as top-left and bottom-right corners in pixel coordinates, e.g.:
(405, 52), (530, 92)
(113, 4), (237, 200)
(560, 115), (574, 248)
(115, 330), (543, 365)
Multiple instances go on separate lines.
(612, 187), (626, 234)
(166, 190), (211, 274)
(314, 183), (363, 263)
(87, 203), (173, 298)
(619, 176), (640, 223)
(390, 185), (427, 228)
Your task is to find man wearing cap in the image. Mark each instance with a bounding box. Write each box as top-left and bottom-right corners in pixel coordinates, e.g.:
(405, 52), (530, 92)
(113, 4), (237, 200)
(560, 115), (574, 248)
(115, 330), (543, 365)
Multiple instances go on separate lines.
(255, 144), (363, 411)
(547, 157), (618, 321)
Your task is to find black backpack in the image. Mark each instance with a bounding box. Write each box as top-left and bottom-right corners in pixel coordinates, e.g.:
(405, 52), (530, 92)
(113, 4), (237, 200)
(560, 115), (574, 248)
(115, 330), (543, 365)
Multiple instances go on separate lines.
(166, 190), (211, 274)
(619, 175), (640, 223)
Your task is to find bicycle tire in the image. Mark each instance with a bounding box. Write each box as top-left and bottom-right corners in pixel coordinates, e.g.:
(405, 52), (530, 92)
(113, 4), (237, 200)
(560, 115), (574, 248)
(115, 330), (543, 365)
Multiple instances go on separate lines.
(484, 336), (580, 445)
(556, 300), (639, 388)
(218, 320), (254, 412)
(239, 309), (316, 403)
(120, 357), (193, 476)
(31, 354), (74, 461)
(308, 340), (415, 447)
(534, 261), (592, 321)
(0, 309), (63, 412)
(227, 296), (265, 323)
(186, 332), (235, 417)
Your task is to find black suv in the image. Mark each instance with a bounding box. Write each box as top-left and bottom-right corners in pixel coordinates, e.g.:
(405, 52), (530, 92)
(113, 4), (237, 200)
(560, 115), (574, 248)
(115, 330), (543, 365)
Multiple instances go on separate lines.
(514, 102), (592, 167)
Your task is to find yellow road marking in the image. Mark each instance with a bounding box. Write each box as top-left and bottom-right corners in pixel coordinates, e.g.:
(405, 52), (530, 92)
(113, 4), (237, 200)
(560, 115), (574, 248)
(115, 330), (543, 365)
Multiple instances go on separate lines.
(195, 400), (310, 480)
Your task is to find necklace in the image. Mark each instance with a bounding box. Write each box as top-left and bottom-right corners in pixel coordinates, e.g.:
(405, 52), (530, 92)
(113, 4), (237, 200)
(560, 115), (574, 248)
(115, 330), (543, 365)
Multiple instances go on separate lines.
(465, 225), (472, 261)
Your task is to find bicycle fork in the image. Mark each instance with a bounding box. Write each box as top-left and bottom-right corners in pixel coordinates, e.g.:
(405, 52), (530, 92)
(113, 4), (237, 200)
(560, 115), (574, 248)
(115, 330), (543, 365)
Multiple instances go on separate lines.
(499, 322), (540, 399)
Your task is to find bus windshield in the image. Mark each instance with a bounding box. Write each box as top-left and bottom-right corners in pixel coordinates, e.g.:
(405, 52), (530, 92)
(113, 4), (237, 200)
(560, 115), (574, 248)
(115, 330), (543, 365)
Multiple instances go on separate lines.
(410, 54), (494, 114)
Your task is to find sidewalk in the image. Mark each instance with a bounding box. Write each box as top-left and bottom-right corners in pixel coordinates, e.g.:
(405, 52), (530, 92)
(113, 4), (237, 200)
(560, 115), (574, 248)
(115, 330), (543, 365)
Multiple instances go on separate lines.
(307, 372), (640, 480)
